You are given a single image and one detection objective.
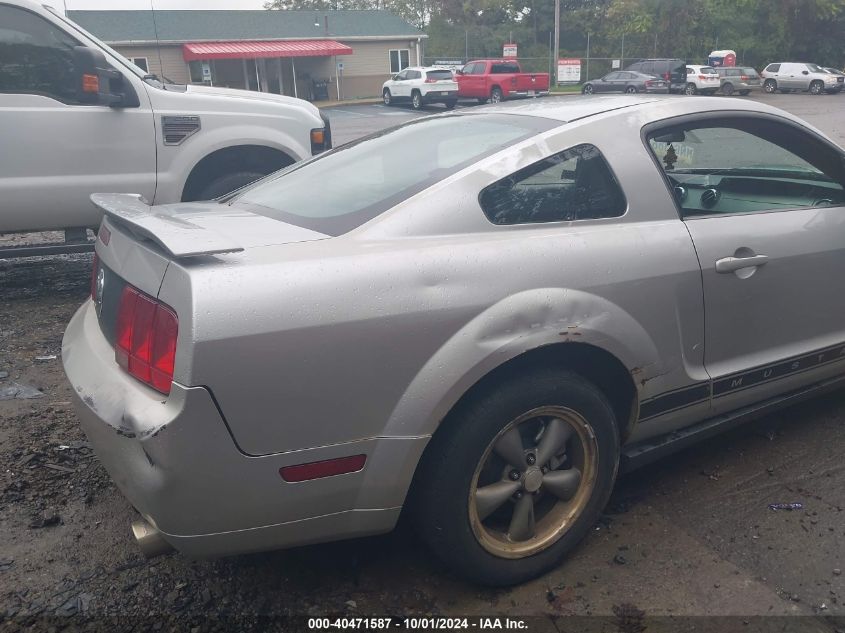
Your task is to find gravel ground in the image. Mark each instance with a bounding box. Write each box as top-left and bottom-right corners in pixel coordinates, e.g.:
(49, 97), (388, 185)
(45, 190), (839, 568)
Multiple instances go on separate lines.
(1, 93), (844, 632)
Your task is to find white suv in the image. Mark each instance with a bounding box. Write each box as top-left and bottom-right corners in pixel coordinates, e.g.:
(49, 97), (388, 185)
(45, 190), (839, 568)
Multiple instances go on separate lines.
(761, 62), (844, 95)
(382, 67), (459, 110)
(684, 65), (721, 95)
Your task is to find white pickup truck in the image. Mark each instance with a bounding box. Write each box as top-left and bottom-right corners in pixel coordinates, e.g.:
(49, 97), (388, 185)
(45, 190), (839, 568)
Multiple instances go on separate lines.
(0, 0), (330, 256)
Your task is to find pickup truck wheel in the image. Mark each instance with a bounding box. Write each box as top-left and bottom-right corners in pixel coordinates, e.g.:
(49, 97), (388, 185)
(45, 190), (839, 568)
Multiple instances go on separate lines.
(490, 87), (503, 104)
(684, 83), (697, 95)
(383, 89), (392, 106)
(411, 368), (619, 586)
(197, 171), (265, 200)
(411, 90), (424, 110)
(809, 80), (824, 95)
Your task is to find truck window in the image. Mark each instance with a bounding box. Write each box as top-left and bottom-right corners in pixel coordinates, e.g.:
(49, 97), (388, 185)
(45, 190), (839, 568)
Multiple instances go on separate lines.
(0, 5), (84, 104)
(491, 62), (520, 74)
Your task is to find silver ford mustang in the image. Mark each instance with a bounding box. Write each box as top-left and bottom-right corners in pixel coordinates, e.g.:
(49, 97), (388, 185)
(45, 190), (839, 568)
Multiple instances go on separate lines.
(63, 96), (845, 586)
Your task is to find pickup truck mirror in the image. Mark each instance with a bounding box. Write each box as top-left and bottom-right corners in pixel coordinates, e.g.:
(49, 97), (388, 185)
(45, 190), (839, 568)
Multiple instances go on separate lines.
(73, 46), (140, 108)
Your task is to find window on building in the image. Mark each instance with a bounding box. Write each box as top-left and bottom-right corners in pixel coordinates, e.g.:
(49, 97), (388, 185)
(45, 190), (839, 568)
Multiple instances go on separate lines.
(479, 144), (627, 225)
(0, 5), (83, 103)
(128, 57), (148, 72)
(389, 49), (410, 74)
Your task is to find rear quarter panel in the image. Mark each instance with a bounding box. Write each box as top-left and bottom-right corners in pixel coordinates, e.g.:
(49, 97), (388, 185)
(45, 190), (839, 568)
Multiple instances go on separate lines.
(162, 106), (708, 459)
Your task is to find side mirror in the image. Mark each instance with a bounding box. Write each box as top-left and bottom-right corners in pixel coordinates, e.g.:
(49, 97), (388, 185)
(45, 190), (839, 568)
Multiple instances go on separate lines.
(73, 46), (139, 108)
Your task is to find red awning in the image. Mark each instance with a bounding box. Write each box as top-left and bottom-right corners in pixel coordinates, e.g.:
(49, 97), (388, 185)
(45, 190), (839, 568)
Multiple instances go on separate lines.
(183, 40), (353, 61)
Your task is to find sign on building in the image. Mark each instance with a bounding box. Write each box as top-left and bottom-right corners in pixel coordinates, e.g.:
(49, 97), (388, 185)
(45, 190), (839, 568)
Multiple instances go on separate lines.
(557, 58), (581, 84)
(611, 59), (621, 69)
(503, 43), (518, 58)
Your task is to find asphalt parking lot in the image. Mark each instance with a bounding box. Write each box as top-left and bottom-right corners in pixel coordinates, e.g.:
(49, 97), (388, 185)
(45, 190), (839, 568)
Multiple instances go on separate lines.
(1, 91), (844, 630)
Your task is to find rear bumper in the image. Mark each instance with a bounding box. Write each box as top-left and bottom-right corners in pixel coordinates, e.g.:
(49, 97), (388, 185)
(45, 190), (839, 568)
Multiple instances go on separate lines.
(421, 90), (458, 103)
(507, 89), (550, 98)
(62, 301), (425, 557)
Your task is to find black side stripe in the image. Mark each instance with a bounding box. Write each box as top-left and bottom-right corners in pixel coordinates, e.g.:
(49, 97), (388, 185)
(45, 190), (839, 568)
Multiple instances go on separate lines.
(639, 342), (845, 422)
(639, 383), (710, 421)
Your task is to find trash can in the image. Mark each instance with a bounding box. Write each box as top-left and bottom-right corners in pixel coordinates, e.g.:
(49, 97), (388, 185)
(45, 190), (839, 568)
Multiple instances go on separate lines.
(311, 79), (330, 101)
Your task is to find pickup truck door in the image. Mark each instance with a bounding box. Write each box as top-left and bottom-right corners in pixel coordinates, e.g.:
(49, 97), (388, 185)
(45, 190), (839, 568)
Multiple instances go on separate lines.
(0, 4), (156, 233)
(460, 62), (485, 97)
(646, 116), (845, 415)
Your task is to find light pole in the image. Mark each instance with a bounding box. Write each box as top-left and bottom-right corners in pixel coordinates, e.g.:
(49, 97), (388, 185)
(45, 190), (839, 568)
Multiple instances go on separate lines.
(553, 0), (560, 86)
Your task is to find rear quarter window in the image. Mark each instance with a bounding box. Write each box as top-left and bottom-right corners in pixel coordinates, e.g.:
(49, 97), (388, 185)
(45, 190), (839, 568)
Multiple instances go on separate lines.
(479, 144), (626, 225)
(765, 63), (781, 72)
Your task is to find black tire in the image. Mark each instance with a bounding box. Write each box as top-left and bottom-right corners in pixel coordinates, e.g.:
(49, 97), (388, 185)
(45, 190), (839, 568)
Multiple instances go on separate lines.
(197, 171), (265, 200)
(411, 368), (620, 586)
(411, 90), (424, 110)
(739, 90), (751, 96)
(684, 83), (697, 95)
(810, 80), (824, 95)
(490, 87), (503, 104)
(383, 89), (392, 106)
(763, 79), (777, 94)
(582, 84), (594, 95)
(445, 100), (457, 110)
(722, 82), (734, 96)
(624, 85), (637, 94)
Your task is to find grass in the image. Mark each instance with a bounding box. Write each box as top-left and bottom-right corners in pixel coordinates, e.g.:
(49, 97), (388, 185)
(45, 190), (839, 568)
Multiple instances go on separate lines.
(550, 84), (583, 94)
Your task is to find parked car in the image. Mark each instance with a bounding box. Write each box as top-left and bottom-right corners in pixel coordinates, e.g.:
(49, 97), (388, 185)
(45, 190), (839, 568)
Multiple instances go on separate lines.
(684, 65), (720, 95)
(382, 66), (458, 110)
(0, 0), (328, 256)
(625, 58), (687, 93)
(761, 62), (844, 94)
(456, 59), (550, 104)
(581, 71), (668, 94)
(716, 66), (761, 95)
(64, 95), (845, 586)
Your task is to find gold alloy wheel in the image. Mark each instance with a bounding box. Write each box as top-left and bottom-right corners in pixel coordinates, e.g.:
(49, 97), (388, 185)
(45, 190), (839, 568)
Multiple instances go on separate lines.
(468, 406), (598, 559)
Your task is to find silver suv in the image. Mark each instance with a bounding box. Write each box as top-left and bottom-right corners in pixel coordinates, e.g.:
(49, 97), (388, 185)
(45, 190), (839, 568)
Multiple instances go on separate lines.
(761, 62), (844, 94)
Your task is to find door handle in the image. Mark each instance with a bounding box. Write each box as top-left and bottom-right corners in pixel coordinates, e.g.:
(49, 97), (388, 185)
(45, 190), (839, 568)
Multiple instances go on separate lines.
(715, 254), (769, 273)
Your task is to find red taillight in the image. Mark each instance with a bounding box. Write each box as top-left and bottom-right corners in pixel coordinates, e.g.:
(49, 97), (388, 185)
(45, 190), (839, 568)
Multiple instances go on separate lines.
(741, 75), (750, 80)
(90, 253), (99, 300)
(645, 80), (654, 86)
(115, 285), (178, 395)
(699, 75), (707, 80)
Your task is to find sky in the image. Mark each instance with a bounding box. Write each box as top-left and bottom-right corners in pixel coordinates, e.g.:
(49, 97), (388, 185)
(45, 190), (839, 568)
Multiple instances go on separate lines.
(63, 0), (265, 9)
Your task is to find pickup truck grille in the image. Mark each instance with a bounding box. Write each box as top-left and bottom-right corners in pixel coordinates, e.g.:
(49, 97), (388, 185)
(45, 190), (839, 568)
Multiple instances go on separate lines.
(162, 115), (201, 146)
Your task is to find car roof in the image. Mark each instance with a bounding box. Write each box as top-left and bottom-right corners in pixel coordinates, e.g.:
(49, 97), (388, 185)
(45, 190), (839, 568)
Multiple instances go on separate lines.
(473, 95), (792, 124)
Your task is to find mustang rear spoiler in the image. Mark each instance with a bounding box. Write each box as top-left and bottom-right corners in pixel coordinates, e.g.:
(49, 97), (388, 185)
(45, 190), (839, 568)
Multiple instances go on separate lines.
(91, 193), (244, 258)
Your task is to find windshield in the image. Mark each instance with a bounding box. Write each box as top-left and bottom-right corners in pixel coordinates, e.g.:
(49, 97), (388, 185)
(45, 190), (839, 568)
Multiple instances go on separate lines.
(233, 114), (556, 235)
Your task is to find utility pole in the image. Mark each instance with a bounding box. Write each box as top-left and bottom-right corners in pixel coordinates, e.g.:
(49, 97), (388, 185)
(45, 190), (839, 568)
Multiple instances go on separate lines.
(554, 0), (560, 87)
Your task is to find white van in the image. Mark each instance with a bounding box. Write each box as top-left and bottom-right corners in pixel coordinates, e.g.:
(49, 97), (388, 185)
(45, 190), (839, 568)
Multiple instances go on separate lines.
(0, 0), (330, 254)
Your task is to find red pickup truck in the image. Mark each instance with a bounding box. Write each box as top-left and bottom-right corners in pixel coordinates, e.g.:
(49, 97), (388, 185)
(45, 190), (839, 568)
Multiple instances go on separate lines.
(456, 59), (551, 103)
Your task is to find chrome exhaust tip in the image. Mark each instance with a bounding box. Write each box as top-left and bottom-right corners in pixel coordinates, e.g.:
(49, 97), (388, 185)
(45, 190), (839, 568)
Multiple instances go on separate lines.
(131, 519), (174, 558)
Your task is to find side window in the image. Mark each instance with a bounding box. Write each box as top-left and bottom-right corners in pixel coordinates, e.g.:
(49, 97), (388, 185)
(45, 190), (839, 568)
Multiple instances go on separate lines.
(394, 70), (408, 81)
(471, 63), (487, 75)
(686, 67), (694, 74)
(479, 144), (626, 225)
(646, 119), (845, 218)
(389, 49), (410, 74)
(0, 5), (83, 103)
(604, 72), (621, 80)
(766, 63), (781, 73)
(461, 63), (475, 75)
(128, 57), (148, 72)
(408, 70), (421, 80)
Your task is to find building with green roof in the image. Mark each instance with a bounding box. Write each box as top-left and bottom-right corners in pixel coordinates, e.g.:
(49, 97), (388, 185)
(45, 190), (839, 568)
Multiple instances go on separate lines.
(68, 9), (426, 100)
